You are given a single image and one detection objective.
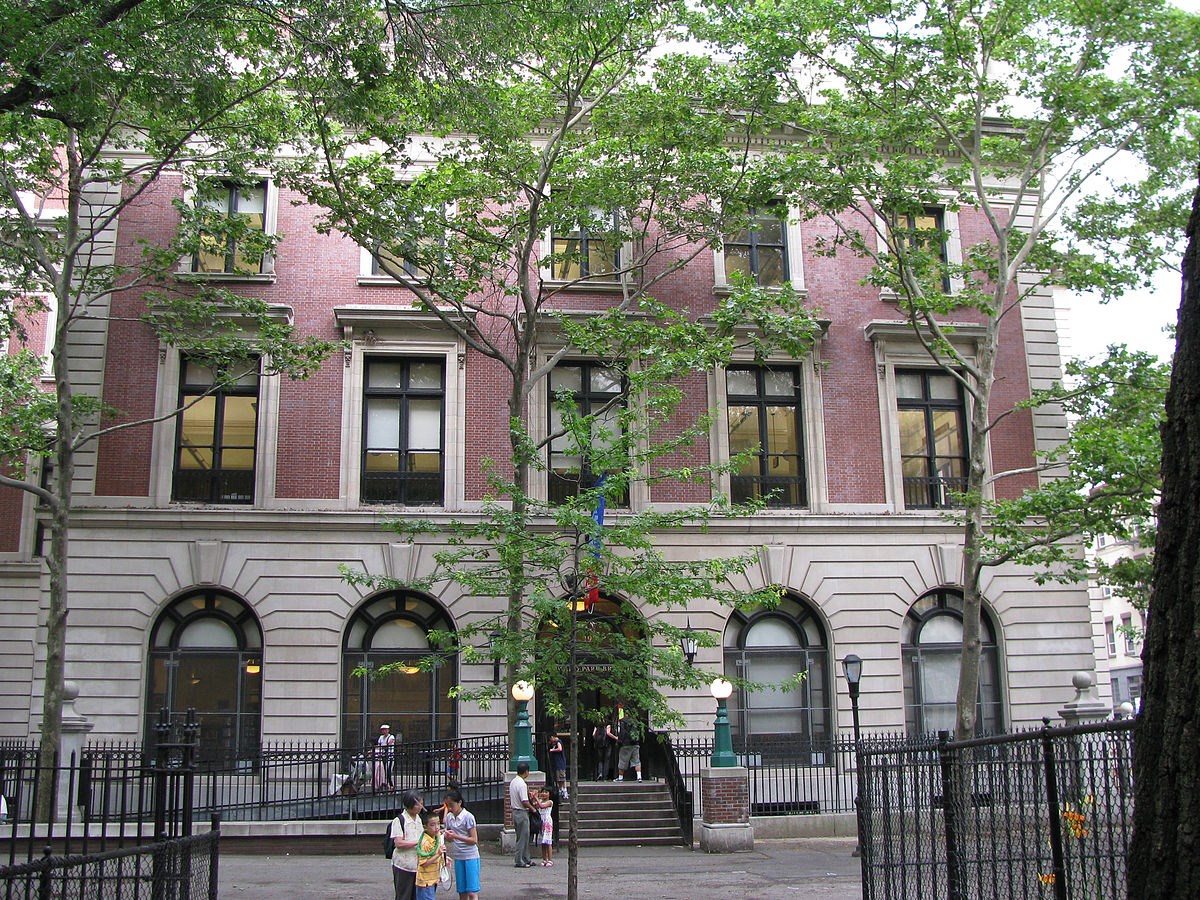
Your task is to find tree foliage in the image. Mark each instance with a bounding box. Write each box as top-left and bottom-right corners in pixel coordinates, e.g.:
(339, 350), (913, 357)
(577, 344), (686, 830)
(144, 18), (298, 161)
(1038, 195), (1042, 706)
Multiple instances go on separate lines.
(0, 0), (356, 805)
(699, 0), (1200, 738)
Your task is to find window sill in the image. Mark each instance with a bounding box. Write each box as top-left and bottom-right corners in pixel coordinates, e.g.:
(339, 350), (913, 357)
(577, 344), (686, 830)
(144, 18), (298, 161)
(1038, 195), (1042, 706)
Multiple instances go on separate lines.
(713, 283), (809, 301)
(356, 276), (428, 287)
(541, 278), (630, 294)
(177, 272), (276, 285)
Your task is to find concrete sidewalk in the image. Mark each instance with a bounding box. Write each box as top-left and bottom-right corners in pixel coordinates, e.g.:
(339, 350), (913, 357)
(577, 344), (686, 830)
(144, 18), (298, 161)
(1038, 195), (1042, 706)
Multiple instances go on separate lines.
(218, 838), (863, 899)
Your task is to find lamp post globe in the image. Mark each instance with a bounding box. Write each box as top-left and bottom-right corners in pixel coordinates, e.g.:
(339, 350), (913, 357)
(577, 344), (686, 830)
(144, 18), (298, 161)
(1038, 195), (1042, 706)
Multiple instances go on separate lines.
(510, 681), (536, 769)
(710, 677), (738, 768)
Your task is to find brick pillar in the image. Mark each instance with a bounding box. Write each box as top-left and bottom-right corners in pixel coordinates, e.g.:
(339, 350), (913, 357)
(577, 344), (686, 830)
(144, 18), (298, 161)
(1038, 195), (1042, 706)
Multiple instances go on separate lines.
(699, 766), (753, 852)
(500, 769), (545, 853)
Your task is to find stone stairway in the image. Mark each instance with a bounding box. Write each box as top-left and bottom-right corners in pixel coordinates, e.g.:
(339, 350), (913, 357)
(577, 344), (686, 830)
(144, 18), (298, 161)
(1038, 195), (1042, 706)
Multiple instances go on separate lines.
(565, 780), (685, 846)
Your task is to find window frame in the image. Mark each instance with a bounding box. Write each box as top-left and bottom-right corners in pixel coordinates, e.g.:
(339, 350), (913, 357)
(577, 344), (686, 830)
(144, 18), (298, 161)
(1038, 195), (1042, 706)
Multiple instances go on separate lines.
(901, 589), (1005, 736)
(335, 309), (466, 510)
(360, 355), (447, 507)
(722, 597), (832, 761)
(341, 591), (457, 750)
(876, 203), (963, 299)
(895, 368), (969, 510)
(171, 357), (261, 505)
(541, 206), (631, 290)
(724, 364), (807, 509)
(550, 212), (622, 282)
(546, 360), (630, 506)
(715, 202), (806, 294)
(145, 589), (263, 769)
(184, 178), (277, 280)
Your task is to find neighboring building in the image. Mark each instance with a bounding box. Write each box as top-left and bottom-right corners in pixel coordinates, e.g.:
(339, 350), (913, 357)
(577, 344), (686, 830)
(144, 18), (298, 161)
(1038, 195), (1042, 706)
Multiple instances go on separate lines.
(0, 150), (1098, 765)
(1090, 531), (1148, 712)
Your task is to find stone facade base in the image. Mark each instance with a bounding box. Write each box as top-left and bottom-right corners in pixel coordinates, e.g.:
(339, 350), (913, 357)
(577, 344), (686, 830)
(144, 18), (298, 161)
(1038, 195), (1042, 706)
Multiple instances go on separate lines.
(699, 821), (754, 853)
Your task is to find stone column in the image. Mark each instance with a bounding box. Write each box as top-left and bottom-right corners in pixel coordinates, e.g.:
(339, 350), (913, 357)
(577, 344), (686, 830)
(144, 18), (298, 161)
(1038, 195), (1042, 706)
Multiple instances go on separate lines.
(1057, 671), (1112, 726)
(699, 766), (753, 852)
(500, 769), (545, 853)
(41, 681), (94, 820)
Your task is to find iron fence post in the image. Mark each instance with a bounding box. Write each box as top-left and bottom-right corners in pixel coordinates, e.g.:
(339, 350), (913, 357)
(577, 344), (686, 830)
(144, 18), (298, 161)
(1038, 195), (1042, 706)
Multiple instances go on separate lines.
(937, 730), (962, 900)
(1040, 719), (1068, 900)
(209, 813), (221, 900)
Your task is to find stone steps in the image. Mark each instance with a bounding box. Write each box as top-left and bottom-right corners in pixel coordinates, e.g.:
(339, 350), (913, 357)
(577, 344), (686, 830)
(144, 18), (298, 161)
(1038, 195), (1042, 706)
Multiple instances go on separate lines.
(563, 780), (685, 846)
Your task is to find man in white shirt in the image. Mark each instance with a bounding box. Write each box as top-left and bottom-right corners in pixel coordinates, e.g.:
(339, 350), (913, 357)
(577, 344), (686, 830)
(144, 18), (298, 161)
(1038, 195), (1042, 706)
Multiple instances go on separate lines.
(509, 762), (537, 868)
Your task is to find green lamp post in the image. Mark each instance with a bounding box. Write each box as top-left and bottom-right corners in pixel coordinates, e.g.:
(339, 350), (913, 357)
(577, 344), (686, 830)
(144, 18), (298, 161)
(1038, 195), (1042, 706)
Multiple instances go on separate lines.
(710, 677), (738, 767)
(510, 680), (536, 769)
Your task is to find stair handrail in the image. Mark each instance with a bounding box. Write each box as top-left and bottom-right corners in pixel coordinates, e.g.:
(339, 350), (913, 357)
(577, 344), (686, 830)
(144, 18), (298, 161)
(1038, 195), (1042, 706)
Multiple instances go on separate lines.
(649, 731), (693, 846)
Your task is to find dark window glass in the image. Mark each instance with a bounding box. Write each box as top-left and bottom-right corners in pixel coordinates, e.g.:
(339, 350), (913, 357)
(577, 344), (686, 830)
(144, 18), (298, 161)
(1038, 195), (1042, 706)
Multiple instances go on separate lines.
(548, 362), (628, 504)
(896, 369), (967, 509)
(341, 592), (456, 753)
(173, 359), (258, 504)
(361, 357), (445, 505)
(724, 205), (788, 286)
(902, 590), (1003, 736)
(193, 181), (267, 274)
(726, 365), (805, 507)
(145, 590), (262, 768)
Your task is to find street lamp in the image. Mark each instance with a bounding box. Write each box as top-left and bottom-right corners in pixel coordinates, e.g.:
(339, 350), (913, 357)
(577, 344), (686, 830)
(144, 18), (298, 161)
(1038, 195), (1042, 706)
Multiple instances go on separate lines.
(710, 677), (738, 767)
(842, 653), (864, 858)
(510, 681), (536, 770)
(489, 630), (502, 686)
(680, 619), (698, 667)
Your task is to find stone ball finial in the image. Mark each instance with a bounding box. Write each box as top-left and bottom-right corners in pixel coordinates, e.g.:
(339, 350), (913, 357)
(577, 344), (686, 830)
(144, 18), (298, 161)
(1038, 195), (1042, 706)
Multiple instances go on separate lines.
(1072, 671), (1094, 693)
(63, 681), (80, 702)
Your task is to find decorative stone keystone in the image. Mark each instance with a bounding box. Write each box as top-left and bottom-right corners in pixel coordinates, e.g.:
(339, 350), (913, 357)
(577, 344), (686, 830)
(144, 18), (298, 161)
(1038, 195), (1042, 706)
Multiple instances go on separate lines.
(500, 769), (545, 853)
(699, 766), (753, 852)
(1057, 671), (1111, 726)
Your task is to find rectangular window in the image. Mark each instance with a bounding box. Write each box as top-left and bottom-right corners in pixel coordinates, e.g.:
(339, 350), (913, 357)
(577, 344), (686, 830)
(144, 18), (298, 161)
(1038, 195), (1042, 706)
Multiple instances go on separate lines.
(361, 358), (445, 505)
(723, 205), (788, 287)
(193, 181), (268, 274)
(174, 359), (259, 503)
(548, 362), (627, 504)
(889, 206), (950, 292)
(726, 365), (806, 507)
(1105, 618), (1116, 656)
(1121, 614), (1136, 654)
(551, 213), (620, 281)
(896, 369), (967, 509)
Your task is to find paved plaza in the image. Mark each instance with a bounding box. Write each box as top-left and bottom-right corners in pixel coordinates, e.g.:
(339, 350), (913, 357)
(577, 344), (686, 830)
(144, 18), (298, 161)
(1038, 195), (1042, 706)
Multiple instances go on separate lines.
(218, 837), (863, 899)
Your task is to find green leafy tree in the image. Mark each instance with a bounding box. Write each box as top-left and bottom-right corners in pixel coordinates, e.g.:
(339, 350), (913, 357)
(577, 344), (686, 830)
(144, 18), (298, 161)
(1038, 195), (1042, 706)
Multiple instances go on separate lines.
(976, 346), (1166, 594)
(701, 0), (1199, 739)
(0, 0), (360, 808)
(290, 0), (818, 731)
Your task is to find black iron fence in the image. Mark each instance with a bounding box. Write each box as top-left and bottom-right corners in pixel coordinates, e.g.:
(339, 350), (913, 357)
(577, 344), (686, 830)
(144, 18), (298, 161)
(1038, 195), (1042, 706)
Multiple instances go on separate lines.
(670, 734), (859, 817)
(0, 821), (220, 900)
(1, 711), (220, 899)
(3, 734), (510, 831)
(857, 718), (1134, 900)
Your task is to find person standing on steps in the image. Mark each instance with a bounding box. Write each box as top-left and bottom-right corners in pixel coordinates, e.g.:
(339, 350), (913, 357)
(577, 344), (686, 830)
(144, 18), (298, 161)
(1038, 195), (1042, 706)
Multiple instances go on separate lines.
(616, 713), (642, 782)
(509, 762), (538, 868)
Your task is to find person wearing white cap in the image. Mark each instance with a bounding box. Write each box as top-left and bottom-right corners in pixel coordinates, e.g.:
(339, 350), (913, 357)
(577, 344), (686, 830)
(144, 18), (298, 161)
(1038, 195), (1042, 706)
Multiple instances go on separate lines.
(374, 723), (397, 791)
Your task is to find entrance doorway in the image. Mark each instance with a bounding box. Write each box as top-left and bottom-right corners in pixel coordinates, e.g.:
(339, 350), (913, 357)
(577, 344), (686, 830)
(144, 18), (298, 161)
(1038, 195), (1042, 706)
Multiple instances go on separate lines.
(533, 597), (645, 783)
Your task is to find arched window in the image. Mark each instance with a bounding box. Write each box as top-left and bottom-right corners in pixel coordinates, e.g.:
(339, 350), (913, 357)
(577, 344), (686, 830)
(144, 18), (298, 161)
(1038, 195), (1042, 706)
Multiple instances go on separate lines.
(902, 589), (1004, 735)
(723, 595), (831, 758)
(147, 590), (262, 767)
(342, 592), (456, 751)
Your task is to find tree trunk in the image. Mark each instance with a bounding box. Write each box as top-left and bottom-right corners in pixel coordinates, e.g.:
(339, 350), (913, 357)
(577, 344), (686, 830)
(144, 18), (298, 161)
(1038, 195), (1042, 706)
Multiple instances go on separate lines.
(955, 325), (999, 740)
(1126, 168), (1200, 898)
